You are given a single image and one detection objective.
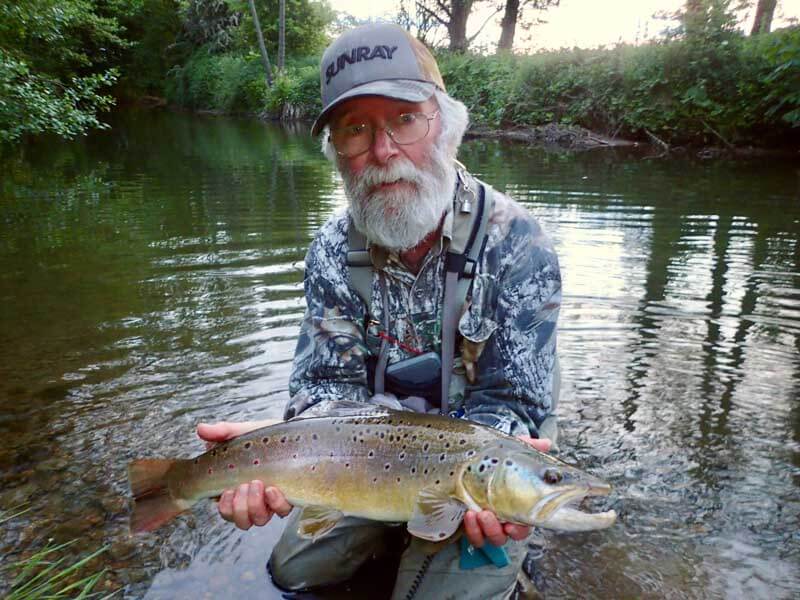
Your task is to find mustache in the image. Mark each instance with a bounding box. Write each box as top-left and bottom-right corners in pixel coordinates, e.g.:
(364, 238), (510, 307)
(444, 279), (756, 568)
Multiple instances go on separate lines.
(347, 159), (425, 194)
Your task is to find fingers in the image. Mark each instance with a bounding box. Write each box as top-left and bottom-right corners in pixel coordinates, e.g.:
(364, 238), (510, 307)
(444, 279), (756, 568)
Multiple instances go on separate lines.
(464, 510), (508, 548)
(518, 435), (551, 453)
(197, 420), (275, 444)
(463, 510), (484, 547)
(197, 422), (240, 443)
(265, 486), (293, 518)
(217, 481), (293, 530)
(504, 523), (531, 541)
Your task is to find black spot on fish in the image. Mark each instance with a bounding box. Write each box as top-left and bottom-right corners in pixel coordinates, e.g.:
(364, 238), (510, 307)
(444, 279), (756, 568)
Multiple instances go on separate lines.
(467, 450), (475, 457)
(505, 460), (513, 466)
(380, 432), (385, 439)
(439, 454), (446, 462)
(396, 477), (401, 483)
(399, 452), (406, 460)
(312, 434), (318, 441)
(211, 450), (217, 456)
(423, 468), (429, 475)
(280, 436), (287, 444)
(438, 532), (446, 538)
(336, 427), (341, 433)
(384, 463), (391, 470)
(435, 479), (440, 485)
(244, 442), (251, 449)
(479, 465), (485, 473)
(449, 471), (455, 476)
(293, 454), (298, 459)
(438, 433), (444, 440)
(368, 450), (375, 458)
(459, 439), (466, 446)
(467, 466), (472, 472)
(262, 437), (269, 444)
(491, 458), (499, 464)
(194, 458), (199, 464)
(311, 465), (316, 471)
(445, 443), (450, 449)
(296, 435), (301, 442)
(423, 443), (430, 452)
(330, 451), (334, 457)
(373, 477), (378, 483)
(346, 463), (351, 468)
(411, 467), (417, 474)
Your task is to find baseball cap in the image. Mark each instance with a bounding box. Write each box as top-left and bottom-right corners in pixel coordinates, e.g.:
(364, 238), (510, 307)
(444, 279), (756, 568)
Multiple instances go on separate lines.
(312, 23), (446, 136)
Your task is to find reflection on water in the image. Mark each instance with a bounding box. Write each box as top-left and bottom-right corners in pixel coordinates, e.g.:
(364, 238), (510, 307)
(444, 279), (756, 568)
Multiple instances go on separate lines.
(1, 110), (798, 599)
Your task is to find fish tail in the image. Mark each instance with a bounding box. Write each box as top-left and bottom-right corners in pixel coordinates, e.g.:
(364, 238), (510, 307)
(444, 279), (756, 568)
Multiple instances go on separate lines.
(128, 459), (190, 533)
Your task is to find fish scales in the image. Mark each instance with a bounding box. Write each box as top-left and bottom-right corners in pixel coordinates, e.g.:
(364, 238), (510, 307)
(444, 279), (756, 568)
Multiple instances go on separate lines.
(176, 413), (501, 522)
(129, 410), (616, 537)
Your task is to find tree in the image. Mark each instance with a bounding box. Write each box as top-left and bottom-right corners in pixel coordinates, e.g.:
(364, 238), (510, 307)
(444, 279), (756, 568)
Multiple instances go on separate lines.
(0, 0), (128, 143)
(247, 0), (273, 86)
(497, 0), (559, 53)
(415, 0), (502, 52)
(750, 0), (777, 34)
(278, 0), (286, 70)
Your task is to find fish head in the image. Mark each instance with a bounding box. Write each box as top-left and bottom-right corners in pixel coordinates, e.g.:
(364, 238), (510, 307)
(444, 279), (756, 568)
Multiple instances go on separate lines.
(461, 448), (616, 531)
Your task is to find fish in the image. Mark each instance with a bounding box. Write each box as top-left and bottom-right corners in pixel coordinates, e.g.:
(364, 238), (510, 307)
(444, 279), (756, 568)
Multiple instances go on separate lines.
(128, 410), (616, 540)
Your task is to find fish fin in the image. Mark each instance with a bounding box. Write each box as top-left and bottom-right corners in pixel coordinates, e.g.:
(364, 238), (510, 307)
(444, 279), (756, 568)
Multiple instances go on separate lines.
(128, 459), (190, 533)
(297, 506), (344, 541)
(407, 487), (466, 542)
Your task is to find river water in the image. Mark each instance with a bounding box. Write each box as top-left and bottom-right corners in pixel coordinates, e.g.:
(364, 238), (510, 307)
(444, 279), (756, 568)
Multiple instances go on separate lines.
(0, 109), (798, 599)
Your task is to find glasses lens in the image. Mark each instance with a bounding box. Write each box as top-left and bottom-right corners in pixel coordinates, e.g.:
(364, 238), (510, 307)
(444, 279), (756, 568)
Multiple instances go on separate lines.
(389, 113), (430, 145)
(331, 124), (370, 157)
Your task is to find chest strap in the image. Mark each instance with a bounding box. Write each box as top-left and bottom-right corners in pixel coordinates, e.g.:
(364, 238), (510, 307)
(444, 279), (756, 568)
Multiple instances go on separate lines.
(346, 174), (494, 411)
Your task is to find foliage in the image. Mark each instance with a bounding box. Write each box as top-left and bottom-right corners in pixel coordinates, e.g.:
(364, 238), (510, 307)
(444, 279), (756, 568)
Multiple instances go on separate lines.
(2, 539), (110, 600)
(264, 63), (321, 116)
(165, 48), (267, 112)
(0, 0), (125, 143)
(227, 0), (333, 58)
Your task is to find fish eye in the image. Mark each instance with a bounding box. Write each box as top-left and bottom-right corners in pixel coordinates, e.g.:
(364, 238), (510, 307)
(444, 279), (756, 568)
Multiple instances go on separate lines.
(543, 468), (562, 485)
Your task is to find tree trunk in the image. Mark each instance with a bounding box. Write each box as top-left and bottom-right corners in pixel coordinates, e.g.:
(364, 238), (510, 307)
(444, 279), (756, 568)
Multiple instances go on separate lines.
(448, 0), (472, 52)
(247, 0), (273, 87)
(497, 0), (520, 52)
(750, 0), (777, 35)
(278, 0), (286, 71)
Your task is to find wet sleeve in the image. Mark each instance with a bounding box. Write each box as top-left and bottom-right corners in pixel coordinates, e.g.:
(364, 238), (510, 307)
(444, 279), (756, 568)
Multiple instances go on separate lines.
(462, 217), (561, 437)
(285, 219), (371, 419)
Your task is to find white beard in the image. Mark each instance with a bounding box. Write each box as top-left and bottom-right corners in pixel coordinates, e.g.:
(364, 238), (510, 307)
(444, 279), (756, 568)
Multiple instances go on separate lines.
(340, 145), (456, 252)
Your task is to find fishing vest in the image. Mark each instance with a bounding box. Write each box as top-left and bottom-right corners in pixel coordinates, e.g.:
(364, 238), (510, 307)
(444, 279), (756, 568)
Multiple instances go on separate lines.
(345, 168), (495, 414)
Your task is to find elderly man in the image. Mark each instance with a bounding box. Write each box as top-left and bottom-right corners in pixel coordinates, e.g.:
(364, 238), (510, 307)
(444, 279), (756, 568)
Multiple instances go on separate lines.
(198, 22), (561, 599)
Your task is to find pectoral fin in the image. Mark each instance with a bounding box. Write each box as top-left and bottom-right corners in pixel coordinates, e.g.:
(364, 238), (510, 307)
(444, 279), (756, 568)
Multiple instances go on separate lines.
(297, 506), (344, 541)
(407, 487), (466, 542)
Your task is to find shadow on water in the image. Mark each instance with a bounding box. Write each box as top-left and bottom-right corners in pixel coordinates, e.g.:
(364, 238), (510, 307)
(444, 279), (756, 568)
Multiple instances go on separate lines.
(1, 110), (798, 598)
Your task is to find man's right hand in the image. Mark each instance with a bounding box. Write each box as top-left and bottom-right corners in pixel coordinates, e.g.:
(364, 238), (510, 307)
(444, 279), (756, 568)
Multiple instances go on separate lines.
(197, 421), (293, 530)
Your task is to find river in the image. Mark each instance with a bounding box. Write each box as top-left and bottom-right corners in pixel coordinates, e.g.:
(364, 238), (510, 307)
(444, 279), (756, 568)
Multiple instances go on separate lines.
(1, 109), (798, 599)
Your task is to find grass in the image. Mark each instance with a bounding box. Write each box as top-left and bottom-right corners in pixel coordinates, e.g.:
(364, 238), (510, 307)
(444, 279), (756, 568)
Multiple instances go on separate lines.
(1, 505), (114, 599)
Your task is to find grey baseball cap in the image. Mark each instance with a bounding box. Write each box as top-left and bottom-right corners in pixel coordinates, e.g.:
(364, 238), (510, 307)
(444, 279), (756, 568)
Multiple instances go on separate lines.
(312, 23), (446, 136)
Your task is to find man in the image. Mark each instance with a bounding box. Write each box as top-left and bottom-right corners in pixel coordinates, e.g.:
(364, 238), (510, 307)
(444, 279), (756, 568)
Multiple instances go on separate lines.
(198, 22), (561, 599)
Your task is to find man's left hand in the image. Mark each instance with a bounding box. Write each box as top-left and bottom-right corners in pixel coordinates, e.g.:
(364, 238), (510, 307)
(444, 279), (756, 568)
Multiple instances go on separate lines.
(462, 436), (551, 548)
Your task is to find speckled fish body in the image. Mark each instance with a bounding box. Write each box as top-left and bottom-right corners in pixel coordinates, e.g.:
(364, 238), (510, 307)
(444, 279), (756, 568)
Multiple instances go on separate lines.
(129, 410), (616, 539)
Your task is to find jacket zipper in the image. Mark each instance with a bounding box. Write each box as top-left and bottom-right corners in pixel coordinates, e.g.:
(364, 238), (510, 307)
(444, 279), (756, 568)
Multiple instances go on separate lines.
(403, 553), (434, 600)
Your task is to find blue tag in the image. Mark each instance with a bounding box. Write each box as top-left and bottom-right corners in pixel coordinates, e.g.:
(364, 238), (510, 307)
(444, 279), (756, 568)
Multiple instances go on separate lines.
(459, 536), (510, 570)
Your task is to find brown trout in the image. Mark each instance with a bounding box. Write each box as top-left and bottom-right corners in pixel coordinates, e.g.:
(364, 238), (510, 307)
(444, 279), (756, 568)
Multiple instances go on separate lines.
(129, 410), (616, 540)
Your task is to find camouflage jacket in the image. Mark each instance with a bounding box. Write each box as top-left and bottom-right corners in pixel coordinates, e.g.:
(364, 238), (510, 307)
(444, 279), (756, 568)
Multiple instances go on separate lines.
(286, 170), (561, 437)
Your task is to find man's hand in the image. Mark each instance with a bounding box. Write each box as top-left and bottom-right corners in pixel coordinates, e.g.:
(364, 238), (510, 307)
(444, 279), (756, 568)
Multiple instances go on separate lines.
(196, 420), (293, 530)
(462, 436), (551, 548)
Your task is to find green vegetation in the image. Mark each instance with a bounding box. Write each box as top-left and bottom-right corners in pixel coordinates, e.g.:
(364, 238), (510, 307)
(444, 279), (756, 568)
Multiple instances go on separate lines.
(0, 0), (797, 148)
(438, 25), (800, 146)
(0, 506), (111, 599)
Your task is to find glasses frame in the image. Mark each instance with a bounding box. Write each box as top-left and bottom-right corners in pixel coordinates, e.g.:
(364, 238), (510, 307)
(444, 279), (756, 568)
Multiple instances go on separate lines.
(329, 110), (440, 158)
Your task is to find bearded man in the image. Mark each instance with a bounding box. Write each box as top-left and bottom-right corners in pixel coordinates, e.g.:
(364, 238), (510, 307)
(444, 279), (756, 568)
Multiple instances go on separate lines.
(198, 23), (562, 599)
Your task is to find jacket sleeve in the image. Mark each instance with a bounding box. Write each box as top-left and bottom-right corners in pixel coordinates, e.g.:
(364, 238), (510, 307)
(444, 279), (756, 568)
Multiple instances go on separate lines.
(459, 210), (562, 438)
(285, 217), (371, 419)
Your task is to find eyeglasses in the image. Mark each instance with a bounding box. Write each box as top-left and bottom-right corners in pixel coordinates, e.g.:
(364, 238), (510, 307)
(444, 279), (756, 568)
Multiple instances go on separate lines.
(329, 110), (440, 158)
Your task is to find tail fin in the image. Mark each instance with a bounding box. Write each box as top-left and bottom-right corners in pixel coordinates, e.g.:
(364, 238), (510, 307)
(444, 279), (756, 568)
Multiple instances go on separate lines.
(128, 459), (190, 533)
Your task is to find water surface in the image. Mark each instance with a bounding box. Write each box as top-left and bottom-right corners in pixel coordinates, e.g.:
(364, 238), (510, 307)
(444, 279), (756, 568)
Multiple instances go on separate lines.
(1, 110), (798, 599)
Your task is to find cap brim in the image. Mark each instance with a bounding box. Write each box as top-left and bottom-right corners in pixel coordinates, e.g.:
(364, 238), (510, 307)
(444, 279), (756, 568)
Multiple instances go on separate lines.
(311, 79), (437, 136)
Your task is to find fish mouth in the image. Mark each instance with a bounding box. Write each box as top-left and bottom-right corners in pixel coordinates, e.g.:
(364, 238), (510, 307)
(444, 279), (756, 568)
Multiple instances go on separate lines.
(530, 481), (614, 530)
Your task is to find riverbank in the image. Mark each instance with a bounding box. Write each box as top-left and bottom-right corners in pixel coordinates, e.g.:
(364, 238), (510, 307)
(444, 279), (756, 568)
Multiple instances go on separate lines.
(160, 26), (799, 154)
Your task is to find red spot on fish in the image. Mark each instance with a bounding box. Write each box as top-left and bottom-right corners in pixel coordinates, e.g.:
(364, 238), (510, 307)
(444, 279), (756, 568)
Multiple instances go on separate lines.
(253, 459), (260, 466)
(207, 468), (213, 475)
(228, 463), (235, 470)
